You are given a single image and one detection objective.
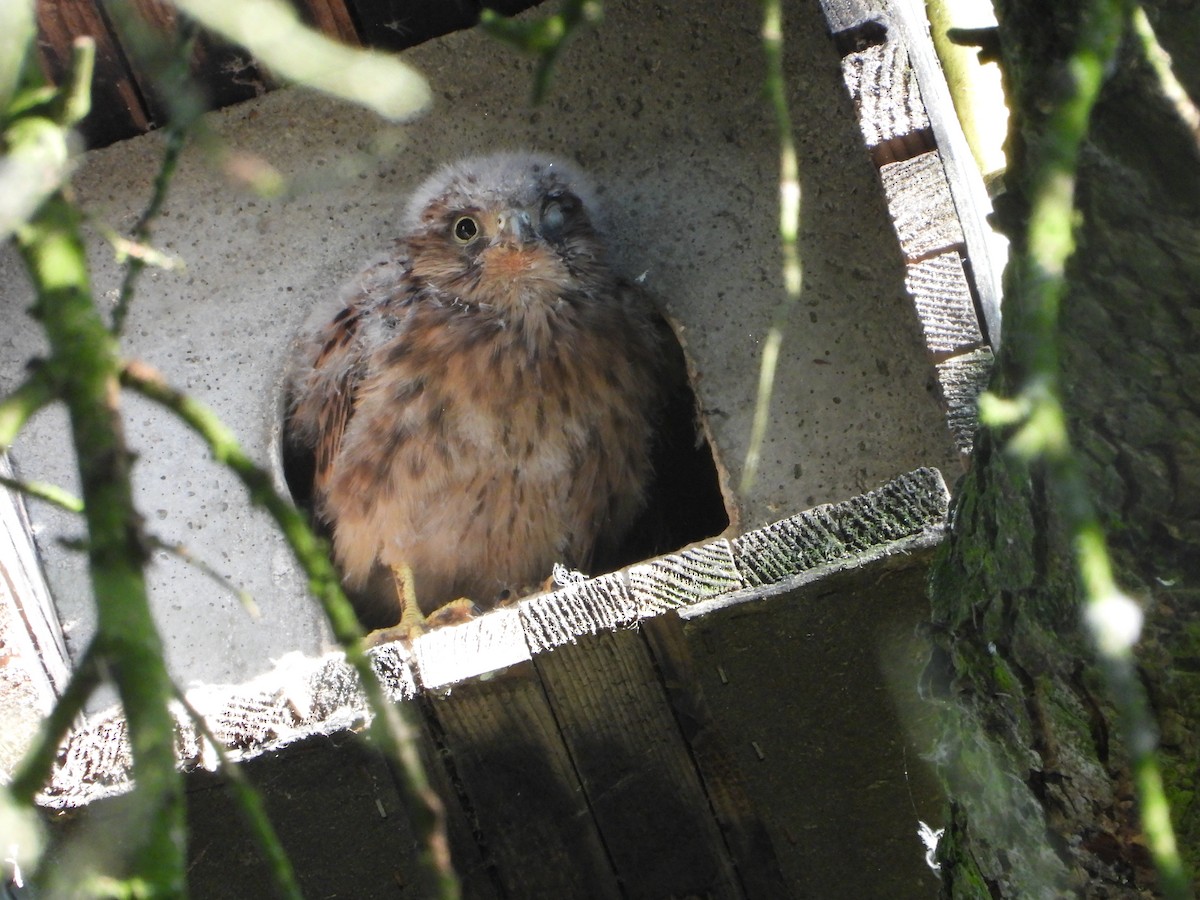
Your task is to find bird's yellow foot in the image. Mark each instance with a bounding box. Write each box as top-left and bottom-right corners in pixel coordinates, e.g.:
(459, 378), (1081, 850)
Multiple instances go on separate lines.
(362, 564), (481, 648)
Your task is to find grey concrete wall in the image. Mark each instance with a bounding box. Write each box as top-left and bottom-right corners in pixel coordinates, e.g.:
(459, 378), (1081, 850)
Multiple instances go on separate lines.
(0, 0), (958, 692)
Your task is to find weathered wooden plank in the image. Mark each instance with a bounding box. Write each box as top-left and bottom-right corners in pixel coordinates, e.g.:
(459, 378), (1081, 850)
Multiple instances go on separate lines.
(731, 467), (949, 589)
(519, 570), (635, 653)
(816, 0), (886, 38)
(641, 612), (790, 899)
(36, 0), (151, 147)
(878, 150), (965, 261)
(681, 557), (946, 899)
(525, 584), (744, 899)
(887, 0), (1004, 347)
(905, 249), (985, 355)
(294, 0), (361, 45)
(935, 347), (994, 454)
(185, 731), (449, 899)
(841, 40), (930, 150)
(423, 661), (622, 899)
(123, 0), (271, 124)
(626, 539), (743, 616)
(410, 604), (529, 691)
(36, 650), (382, 806)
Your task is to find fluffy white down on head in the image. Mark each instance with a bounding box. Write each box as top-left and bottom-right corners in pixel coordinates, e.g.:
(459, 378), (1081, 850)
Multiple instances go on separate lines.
(401, 151), (602, 233)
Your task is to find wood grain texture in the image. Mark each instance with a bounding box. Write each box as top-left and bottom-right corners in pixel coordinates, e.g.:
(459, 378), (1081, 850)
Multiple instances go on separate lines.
(905, 249), (985, 354)
(935, 347), (994, 454)
(887, 0), (1004, 347)
(816, 0), (886, 36)
(641, 613), (790, 899)
(682, 558), (946, 899)
(0, 458), (70, 776)
(626, 539), (743, 616)
(35, 468), (951, 809)
(36, 0), (151, 146)
(732, 467), (949, 588)
(531, 625), (744, 899)
(519, 570), (635, 653)
(410, 605), (529, 691)
(879, 151), (966, 260)
(186, 731), (445, 899)
(295, 0), (360, 45)
(424, 661), (622, 899)
(841, 40), (929, 148)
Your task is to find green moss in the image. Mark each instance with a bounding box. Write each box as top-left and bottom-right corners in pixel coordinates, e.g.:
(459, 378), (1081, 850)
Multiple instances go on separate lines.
(991, 656), (1020, 695)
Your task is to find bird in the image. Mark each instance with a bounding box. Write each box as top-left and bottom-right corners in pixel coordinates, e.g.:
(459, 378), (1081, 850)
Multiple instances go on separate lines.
(285, 151), (675, 635)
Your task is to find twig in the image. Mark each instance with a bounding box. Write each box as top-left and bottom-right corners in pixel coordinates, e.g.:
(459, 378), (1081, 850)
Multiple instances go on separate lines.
(479, 0), (603, 104)
(101, 16), (196, 336)
(741, 0), (803, 493)
(979, 0), (1189, 893)
(13, 39), (185, 882)
(1131, 4), (1200, 142)
(0, 371), (56, 450)
(148, 535), (260, 618)
(0, 474), (83, 513)
(174, 690), (301, 900)
(16, 189), (187, 895)
(121, 360), (460, 898)
(7, 641), (100, 805)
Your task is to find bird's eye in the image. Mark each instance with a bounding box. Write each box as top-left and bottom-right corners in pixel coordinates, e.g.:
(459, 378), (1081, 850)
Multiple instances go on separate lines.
(452, 215), (480, 244)
(541, 201), (566, 234)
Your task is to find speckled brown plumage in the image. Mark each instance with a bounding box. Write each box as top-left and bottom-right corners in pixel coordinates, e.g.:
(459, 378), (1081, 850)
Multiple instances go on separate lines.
(286, 152), (671, 627)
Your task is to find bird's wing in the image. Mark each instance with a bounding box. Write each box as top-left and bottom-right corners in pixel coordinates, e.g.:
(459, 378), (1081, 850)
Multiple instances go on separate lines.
(285, 302), (369, 503)
(313, 308), (367, 493)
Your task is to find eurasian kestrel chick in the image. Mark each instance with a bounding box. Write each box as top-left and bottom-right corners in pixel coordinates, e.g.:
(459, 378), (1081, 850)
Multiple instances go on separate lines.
(286, 152), (672, 629)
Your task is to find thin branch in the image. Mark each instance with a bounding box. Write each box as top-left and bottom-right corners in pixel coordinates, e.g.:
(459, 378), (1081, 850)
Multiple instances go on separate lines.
(174, 690), (301, 900)
(16, 183), (185, 891)
(479, 0), (603, 103)
(148, 534), (260, 618)
(121, 360), (460, 898)
(1131, 4), (1200, 143)
(96, 13), (197, 336)
(169, 0), (431, 121)
(110, 122), (189, 335)
(0, 370), (56, 450)
(979, 0), (1190, 893)
(8, 641), (100, 804)
(0, 474), (83, 513)
(741, 0), (804, 493)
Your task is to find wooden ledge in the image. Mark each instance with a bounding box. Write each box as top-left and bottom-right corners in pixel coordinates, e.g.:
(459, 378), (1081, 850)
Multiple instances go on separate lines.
(37, 466), (947, 810)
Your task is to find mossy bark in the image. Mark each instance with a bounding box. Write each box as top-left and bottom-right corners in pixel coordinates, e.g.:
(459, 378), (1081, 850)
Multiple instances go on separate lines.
(927, 2), (1200, 896)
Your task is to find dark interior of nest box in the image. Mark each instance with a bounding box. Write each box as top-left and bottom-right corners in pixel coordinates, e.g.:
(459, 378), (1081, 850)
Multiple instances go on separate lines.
(281, 325), (730, 625)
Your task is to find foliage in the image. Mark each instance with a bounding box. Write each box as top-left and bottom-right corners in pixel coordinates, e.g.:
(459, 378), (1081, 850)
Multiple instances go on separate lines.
(933, 0), (1197, 894)
(0, 1), (454, 896)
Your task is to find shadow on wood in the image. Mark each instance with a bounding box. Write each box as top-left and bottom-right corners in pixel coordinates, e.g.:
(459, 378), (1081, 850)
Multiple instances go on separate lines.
(32, 468), (949, 898)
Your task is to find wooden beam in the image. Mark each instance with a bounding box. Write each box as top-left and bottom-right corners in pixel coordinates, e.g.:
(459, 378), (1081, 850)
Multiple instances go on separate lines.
(526, 579), (745, 898)
(935, 347), (994, 455)
(425, 659), (623, 898)
(31, 469), (951, 896)
(879, 150), (966, 261)
(905, 250), (986, 355)
(295, 0), (361, 45)
(36, 0), (151, 146)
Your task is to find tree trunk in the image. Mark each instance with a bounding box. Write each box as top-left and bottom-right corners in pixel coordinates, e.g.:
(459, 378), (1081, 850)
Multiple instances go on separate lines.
(927, 2), (1200, 896)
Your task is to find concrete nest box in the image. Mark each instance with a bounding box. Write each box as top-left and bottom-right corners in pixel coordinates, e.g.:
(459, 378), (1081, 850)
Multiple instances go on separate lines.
(2, 0), (1001, 896)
